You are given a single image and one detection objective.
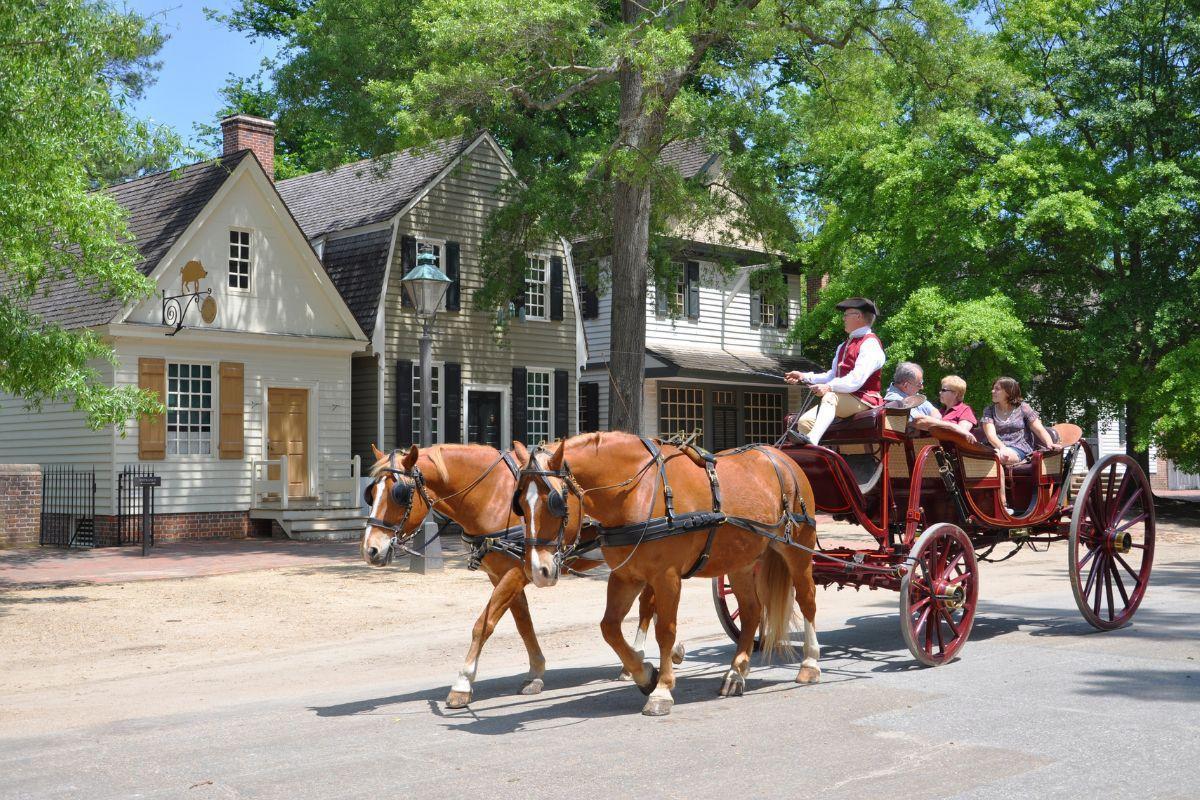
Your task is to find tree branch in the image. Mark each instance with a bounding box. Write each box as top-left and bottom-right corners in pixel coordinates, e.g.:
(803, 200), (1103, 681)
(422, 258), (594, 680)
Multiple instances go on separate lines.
(508, 69), (617, 111)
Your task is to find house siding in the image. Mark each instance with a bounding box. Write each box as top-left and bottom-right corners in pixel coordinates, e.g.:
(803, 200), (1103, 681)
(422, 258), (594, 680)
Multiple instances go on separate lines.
(0, 361), (116, 511)
(110, 339), (354, 514)
(380, 144), (577, 447)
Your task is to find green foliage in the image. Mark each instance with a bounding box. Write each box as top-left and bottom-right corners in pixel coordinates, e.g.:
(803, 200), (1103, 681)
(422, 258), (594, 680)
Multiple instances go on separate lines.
(0, 1), (174, 428)
(787, 0), (1200, 463)
(882, 288), (1044, 412)
(1145, 340), (1200, 473)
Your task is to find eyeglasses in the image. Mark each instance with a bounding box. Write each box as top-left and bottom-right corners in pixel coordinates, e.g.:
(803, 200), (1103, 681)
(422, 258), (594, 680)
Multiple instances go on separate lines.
(939, 387), (954, 393)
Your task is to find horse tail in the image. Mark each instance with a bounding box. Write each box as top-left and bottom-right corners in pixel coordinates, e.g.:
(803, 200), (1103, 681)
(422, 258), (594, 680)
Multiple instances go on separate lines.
(757, 547), (797, 662)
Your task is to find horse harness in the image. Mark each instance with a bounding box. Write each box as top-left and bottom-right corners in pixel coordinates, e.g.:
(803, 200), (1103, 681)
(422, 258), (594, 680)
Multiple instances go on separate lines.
(517, 438), (818, 579)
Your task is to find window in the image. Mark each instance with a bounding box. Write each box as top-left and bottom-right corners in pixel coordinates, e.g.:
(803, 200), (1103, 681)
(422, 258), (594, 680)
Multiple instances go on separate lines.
(758, 300), (776, 327)
(417, 240), (442, 270)
(525, 255), (548, 319)
(659, 387), (704, 439)
(228, 230), (250, 290)
(411, 363), (441, 444)
(527, 369), (552, 443)
(167, 363), (212, 455)
(743, 392), (784, 444)
(672, 273), (685, 312)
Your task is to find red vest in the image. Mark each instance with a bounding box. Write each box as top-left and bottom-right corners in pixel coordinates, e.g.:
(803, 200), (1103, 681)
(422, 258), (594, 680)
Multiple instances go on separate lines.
(835, 333), (883, 406)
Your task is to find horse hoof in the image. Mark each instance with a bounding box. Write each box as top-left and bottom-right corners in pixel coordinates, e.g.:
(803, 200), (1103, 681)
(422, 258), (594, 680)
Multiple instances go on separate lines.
(796, 666), (821, 684)
(671, 642), (686, 665)
(719, 671), (745, 698)
(636, 663), (660, 696)
(617, 669), (634, 681)
(445, 689), (472, 708)
(642, 695), (674, 716)
(519, 678), (545, 695)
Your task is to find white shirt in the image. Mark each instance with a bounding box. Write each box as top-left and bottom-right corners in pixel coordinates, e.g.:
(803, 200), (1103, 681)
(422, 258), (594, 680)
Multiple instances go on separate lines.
(801, 325), (886, 394)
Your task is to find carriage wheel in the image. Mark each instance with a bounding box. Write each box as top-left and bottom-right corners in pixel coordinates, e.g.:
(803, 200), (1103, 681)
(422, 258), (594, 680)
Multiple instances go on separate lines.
(900, 523), (979, 667)
(711, 575), (762, 652)
(1069, 454), (1155, 630)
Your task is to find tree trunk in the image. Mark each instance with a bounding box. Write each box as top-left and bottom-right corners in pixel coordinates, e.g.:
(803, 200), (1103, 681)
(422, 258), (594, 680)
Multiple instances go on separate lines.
(608, 177), (652, 433)
(1124, 398), (1151, 478)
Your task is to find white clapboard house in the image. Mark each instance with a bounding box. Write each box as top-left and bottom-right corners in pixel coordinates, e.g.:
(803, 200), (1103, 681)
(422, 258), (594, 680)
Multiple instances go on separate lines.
(0, 116), (369, 542)
(575, 140), (817, 449)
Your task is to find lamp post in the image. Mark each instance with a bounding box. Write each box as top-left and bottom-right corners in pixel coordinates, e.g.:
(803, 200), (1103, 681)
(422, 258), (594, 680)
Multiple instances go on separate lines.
(400, 250), (451, 575)
(401, 250), (452, 449)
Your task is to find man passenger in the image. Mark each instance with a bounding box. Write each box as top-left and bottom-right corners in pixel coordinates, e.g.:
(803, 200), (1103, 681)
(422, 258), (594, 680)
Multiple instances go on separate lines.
(885, 361), (941, 422)
(784, 297), (885, 447)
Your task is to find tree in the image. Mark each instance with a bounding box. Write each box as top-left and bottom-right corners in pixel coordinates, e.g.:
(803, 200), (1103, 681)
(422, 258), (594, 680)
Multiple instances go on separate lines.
(0, 1), (177, 428)
(789, 0), (1200, 471)
(221, 0), (941, 432)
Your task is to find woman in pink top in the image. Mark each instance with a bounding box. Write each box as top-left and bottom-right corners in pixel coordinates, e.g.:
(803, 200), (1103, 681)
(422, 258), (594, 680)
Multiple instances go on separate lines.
(914, 374), (978, 443)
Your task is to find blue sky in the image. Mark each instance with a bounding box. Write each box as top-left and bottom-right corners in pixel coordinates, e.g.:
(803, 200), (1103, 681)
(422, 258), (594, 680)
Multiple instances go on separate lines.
(126, 2), (279, 154)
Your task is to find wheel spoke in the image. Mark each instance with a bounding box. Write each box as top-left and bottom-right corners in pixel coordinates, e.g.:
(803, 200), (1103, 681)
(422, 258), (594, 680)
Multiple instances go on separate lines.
(1108, 559), (1130, 606)
(729, 607), (740, 621)
(1082, 548), (1103, 597)
(940, 607), (960, 638)
(1092, 553), (1105, 617)
(1104, 561), (1115, 621)
(947, 571), (970, 586)
(1086, 493), (1107, 535)
(1114, 511), (1149, 535)
(1109, 470), (1133, 521)
(910, 596), (932, 613)
(933, 609), (945, 654)
(1077, 545), (1099, 572)
(1103, 464), (1117, 519)
(1114, 552), (1144, 589)
(944, 551), (965, 577)
(1110, 479), (1139, 527)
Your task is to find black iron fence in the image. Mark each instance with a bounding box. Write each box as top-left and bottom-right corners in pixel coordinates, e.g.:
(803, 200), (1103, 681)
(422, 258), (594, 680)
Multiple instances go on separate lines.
(117, 464), (158, 547)
(40, 465), (96, 547)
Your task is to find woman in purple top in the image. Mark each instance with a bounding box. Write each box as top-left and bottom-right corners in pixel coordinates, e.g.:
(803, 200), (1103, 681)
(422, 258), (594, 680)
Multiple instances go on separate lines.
(981, 377), (1060, 465)
(914, 374), (978, 443)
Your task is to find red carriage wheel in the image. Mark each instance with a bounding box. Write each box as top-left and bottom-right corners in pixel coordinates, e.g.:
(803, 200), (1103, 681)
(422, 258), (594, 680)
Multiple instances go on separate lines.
(1069, 454), (1155, 630)
(711, 575), (762, 652)
(900, 523), (979, 667)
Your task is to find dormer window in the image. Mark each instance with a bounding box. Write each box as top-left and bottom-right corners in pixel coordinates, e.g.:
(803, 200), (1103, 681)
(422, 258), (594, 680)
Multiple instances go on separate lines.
(228, 230), (251, 290)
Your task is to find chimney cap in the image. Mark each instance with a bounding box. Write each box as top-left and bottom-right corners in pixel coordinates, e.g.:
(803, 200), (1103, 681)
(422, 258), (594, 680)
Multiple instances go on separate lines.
(219, 114), (276, 130)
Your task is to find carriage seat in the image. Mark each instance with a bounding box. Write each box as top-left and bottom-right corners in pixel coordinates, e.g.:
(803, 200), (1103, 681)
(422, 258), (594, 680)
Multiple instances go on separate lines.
(823, 407), (884, 438)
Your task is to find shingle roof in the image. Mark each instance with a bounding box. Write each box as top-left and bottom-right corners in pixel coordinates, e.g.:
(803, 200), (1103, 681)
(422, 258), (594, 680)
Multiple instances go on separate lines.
(320, 229), (393, 337)
(276, 135), (477, 239)
(12, 152), (249, 329)
(645, 343), (817, 378)
(658, 139), (720, 180)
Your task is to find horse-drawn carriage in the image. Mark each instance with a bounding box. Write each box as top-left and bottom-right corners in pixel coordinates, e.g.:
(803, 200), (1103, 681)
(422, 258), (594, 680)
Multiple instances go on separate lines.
(713, 405), (1156, 665)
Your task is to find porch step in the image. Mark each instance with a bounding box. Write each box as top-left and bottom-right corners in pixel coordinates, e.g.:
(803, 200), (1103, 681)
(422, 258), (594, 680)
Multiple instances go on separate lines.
(250, 506), (366, 541)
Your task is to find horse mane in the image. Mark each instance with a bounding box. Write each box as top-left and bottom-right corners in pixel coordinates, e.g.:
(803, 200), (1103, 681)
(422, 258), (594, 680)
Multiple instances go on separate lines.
(426, 447), (449, 483)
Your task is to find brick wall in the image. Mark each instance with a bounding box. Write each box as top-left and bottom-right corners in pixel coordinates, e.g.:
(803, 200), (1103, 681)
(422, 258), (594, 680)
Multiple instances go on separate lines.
(805, 272), (828, 311)
(93, 511), (269, 545)
(1150, 455), (1169, 492)
(0, 464), (42, 548)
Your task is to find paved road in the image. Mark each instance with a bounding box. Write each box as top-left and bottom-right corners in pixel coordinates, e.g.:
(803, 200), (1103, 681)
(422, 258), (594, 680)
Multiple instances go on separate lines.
(3, 543), (1198, 799)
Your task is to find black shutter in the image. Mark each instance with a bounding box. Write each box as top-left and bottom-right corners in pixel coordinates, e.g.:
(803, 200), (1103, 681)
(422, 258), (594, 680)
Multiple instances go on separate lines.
(443, 362), (462, 442)
(580, 381), (600, 432)
(445, 241), (461, 311)
(580, 274), (599, 319)
(512, 367), (527, 444)
(554, 369), (569, 438)
(395, 359), (413, 447)
(749, 290), (761, 327)
(400, 235), (416, 308)
(686, 260), (700, 319)
(550, 256), (564, 321)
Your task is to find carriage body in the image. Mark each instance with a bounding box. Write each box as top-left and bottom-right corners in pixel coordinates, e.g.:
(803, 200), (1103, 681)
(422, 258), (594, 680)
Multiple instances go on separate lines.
(714, 405), (1156, 666)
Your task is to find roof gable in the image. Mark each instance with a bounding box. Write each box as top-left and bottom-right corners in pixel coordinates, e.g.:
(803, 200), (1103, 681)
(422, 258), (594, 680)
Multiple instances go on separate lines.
(16, 152), (249, 329)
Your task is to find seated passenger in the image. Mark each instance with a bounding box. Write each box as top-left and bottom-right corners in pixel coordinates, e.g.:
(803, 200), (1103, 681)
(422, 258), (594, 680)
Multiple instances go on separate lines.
(980, 377), (1060, 466)
(884, 361), (941, 420)
(914, 374), (977, 443)
(784, 297), (885, 446)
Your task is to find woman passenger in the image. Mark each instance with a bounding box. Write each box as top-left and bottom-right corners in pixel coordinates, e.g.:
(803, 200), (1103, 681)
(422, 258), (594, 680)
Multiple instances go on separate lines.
(914, 374), (978, 443)
(981, 377), (1060, 466)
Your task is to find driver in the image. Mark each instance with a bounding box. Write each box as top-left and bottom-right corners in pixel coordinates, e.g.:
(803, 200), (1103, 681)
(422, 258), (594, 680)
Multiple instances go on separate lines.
(784, 297), (885, 446)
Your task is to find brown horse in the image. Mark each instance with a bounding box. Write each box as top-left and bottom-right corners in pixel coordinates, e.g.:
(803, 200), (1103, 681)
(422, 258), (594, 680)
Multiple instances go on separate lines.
(360, 442), (671, 708)
(516, 431), (821, 716)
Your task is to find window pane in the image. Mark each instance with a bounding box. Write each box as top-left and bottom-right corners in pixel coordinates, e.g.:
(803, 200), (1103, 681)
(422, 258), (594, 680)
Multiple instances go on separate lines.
(743, 392), (783, 444)
(527, 370), (552, 443)
(658, 387), (704, 438)
(166, 362), (213, 455)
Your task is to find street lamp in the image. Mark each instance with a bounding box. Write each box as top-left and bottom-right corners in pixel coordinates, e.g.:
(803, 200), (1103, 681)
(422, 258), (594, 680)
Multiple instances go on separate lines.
(401, 250), (452, 448)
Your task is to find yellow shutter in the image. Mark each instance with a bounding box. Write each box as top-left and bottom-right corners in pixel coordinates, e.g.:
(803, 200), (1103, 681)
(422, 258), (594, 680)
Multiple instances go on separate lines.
(219, 362), (245, 459)
(138, 358), (166, 460)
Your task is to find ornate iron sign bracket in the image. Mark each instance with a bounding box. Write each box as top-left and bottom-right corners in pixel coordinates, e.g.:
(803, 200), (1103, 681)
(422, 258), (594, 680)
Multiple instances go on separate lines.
(161, 288), (212, 336)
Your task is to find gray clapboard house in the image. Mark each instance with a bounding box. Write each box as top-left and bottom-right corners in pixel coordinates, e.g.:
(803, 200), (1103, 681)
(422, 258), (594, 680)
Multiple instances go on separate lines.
(277, 132), (582, 459)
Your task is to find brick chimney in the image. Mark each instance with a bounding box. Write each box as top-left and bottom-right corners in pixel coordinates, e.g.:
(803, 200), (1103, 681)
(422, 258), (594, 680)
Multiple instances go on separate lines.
(220, 114), (276, 180)
(805, 272), (829, 312)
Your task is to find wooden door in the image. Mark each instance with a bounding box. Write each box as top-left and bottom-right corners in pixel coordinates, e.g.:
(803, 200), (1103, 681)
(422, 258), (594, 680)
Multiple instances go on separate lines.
(467, 391), (502, 448)
(267, 388), (308, 497)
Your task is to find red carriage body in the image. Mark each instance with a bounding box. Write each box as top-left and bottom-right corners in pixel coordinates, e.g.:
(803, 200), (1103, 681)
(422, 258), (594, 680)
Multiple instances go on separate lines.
(714, 406), (1156, 666)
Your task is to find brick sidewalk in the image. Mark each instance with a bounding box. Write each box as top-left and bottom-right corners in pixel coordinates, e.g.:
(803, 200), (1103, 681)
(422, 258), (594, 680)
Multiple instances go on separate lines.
(0, 539), (366, 588)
